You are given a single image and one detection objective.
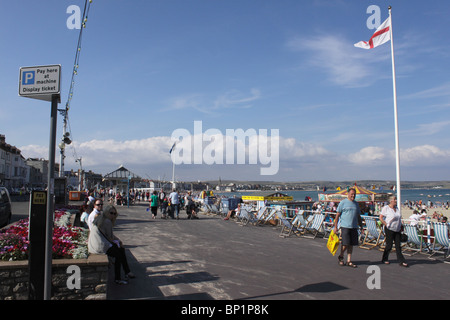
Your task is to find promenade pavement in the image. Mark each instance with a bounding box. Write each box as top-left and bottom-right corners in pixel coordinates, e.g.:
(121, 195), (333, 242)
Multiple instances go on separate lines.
(105, 202), (450, 301)
(10, 201), (450, 301)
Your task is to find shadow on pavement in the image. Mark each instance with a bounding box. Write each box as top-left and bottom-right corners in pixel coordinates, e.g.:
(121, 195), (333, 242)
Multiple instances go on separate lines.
(107, 249), (218, 300)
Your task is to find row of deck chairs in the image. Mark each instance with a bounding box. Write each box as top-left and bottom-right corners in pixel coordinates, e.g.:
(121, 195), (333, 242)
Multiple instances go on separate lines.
(359, 216), (450, 263)
(204, 203), (450, 262)
(236, 206), (276, 226)
(238, 207), (333, 240)
(403, 222), (450, 263)
(201, 203), (222, 215)
(429, 222), (450, 262)
(273, 210), (327, 239)
(272, 210), (450, 263)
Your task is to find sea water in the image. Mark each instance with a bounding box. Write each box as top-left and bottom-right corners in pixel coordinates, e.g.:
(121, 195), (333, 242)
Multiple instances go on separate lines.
(217, 189), (450, 204)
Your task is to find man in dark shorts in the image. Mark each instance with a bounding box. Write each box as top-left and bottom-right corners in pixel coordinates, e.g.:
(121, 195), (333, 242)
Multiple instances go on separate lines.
(333, 188), (363, 268)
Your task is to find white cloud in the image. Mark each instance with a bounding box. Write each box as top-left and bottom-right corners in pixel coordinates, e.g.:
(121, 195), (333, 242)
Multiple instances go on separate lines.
(286, 34), (390, 87)
(19, 137), (450, 181)
(402, 82), (450, 100)
(347, 144), (450, 167)
(279, 138), (330, 160)
(19, 145), (48, 159)
(401, 145), (450, 165)
(213, 88), (261, 110)
(407, 120), (450, 136)
(348, 146), (387, 165)
(166, 88), (261, 115)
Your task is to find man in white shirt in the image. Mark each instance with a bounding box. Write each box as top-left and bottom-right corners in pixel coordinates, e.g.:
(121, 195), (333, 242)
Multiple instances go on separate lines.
(169, 189), (180, 219)
(87, 199), (103, 230)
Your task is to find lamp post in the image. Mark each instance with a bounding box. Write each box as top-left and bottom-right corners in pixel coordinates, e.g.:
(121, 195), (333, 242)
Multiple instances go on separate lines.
(57, 108), (71, 177)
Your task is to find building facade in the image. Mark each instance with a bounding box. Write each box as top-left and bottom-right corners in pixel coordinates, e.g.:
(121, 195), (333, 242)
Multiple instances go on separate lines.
(0, 135), (28, 189)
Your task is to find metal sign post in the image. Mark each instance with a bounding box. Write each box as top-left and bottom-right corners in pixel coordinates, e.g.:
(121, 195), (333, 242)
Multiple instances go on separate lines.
(28, 190), (47, 300)
(19, 65), (61, 300)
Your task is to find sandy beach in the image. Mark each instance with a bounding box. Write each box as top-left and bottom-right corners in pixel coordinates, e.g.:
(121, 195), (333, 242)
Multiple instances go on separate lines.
(400, 205), (449, 220)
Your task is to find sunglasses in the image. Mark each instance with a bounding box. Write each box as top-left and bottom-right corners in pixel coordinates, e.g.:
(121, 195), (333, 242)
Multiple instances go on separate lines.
(95, 203), (103, 206)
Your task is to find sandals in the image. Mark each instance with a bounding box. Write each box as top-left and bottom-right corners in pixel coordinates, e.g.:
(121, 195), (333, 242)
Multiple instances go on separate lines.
(382, 260), (408, 267)
(338, 255), (358, 268)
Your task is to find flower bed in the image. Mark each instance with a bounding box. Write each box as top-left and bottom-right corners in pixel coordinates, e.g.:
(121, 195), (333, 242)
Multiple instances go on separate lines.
(0, 209), (88, 261)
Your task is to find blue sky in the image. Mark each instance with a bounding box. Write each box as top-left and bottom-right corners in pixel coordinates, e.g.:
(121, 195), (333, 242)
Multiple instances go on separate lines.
(1, 0), (450, 182)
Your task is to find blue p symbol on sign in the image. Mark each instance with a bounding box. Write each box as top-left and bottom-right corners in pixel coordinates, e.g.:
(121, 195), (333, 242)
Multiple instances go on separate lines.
(22, 71), (35, 85)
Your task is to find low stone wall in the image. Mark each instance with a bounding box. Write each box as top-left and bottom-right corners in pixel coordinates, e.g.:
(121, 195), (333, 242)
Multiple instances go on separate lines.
(0, 254), (109, 300)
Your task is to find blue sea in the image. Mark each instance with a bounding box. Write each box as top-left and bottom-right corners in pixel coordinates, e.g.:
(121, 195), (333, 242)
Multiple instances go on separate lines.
(216, 189), (450, 203)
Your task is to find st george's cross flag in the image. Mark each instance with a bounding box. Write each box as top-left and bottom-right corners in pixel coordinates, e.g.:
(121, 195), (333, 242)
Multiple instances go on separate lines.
(169, 141), (177, 154)
(354, 16), (391, 49)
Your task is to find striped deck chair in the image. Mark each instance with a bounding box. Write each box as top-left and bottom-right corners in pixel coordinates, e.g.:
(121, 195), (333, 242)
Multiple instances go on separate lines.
(219, 203), (228, 216)
(255, 207), (277, 226)
(236, 206), (253, 226)
(429, 222), (450, 263)
(359, 217), (385, 250)
(403, 224), (429, 256)
(302, 213), (325, 239)
(292, 211), (310, 233)
(201, 204), (212, 213)
(211, 204), (222, 215)
(247, 206), (268, 225)
(253, 206), (270, 225)
(275, 210), (302, 238)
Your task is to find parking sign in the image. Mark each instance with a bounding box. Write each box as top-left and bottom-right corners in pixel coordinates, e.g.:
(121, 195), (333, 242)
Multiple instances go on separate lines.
(19, 65), (61, 102)
(22, 71), (35, 85)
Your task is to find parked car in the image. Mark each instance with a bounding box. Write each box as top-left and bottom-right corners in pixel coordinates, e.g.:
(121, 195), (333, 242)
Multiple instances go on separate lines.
(0, 187), (12, 227)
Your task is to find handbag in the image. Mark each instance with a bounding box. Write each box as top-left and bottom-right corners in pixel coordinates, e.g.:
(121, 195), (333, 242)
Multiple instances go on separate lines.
(326, 230), (340, 256)
(98, 227), (120, 248)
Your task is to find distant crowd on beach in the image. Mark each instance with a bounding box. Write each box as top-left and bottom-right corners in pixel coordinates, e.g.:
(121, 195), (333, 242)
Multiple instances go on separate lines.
(403, 199), (450, 211)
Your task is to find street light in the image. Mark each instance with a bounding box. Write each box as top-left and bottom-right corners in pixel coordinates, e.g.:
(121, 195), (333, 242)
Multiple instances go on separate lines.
(58, 132), (71, 177)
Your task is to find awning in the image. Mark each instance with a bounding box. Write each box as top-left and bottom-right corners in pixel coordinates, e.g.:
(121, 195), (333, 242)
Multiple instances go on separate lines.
(318, 185), (385, 202)
(242, 191), (293, 202)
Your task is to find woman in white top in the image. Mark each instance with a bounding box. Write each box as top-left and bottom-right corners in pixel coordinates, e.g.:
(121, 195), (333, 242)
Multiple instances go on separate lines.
(88, 205), (135, 284)
(379, 196), (408, 267)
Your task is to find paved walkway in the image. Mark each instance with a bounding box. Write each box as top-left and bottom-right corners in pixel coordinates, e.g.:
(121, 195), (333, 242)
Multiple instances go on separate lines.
(9, 200), (450, 301)
(105, 202), (450, 300)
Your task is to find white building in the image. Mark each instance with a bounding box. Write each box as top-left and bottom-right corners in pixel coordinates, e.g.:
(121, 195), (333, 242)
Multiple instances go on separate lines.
(0, 134), (28, 189)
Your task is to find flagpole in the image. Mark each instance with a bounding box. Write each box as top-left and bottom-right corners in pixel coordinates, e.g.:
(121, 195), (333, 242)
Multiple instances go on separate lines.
(172, 162), (175, 189)
(169, 141), (177, 189)
(388, 6), (401, 211)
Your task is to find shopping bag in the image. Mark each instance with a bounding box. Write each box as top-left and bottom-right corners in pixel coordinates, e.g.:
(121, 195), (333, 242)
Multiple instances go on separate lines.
(326, 230), (340, 256)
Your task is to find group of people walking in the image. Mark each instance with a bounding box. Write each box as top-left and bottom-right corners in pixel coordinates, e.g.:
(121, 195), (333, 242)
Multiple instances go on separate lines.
(148, 189), (199, 220)
(81, 188), (200, 285)
(333, 187), (408, 268)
